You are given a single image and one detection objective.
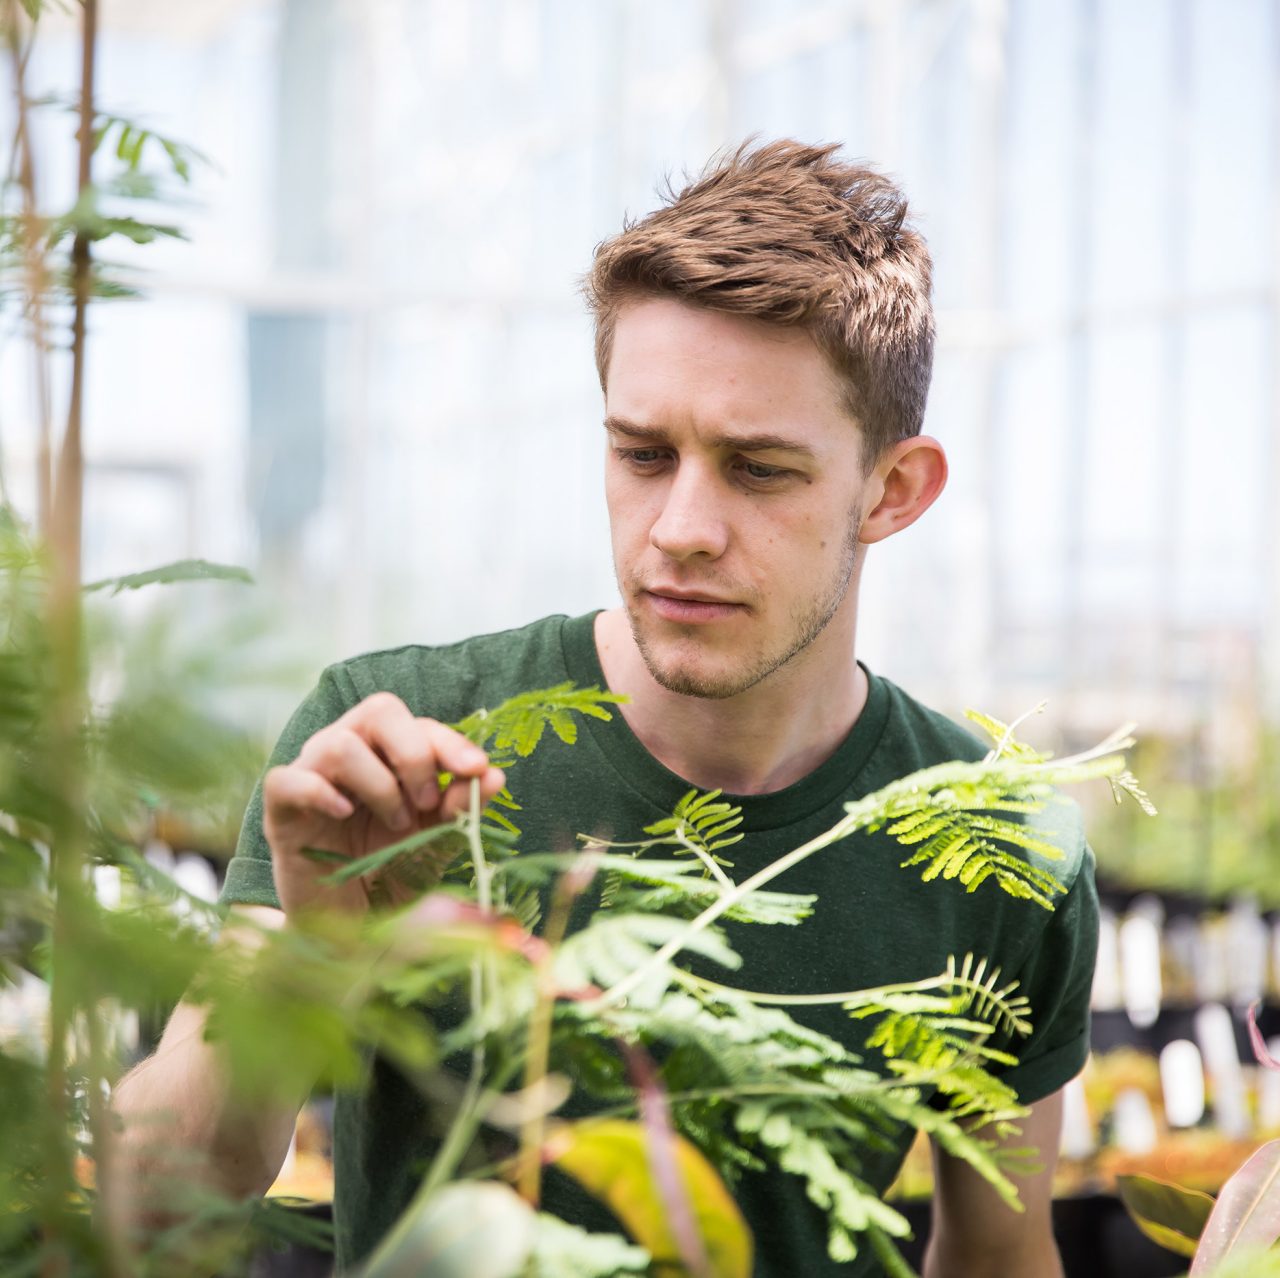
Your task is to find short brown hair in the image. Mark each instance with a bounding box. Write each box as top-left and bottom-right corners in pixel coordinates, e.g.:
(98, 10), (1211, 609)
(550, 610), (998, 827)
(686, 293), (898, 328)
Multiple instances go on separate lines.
(584, 139), (935, 469)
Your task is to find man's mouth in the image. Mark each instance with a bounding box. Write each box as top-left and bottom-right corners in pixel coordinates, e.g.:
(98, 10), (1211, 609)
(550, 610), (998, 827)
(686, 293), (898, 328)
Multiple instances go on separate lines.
(642, 588), (745, 623)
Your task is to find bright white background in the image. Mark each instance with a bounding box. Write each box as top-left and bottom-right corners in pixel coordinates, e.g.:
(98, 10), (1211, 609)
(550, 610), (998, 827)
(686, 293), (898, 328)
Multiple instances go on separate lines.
(3, 0), (1277, 757)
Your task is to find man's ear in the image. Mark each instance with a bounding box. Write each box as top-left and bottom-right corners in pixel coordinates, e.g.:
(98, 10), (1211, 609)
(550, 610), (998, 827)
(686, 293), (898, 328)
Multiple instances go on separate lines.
(858, 436), (948, 545)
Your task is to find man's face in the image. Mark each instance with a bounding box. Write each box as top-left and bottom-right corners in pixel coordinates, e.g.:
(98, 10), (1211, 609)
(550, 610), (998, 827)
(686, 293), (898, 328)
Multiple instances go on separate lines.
(603, 297), (873, 699)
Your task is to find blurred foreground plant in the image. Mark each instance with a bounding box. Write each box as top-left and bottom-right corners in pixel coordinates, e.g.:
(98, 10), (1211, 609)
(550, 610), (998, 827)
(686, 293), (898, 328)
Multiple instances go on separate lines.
(0, 2), (323, 1272)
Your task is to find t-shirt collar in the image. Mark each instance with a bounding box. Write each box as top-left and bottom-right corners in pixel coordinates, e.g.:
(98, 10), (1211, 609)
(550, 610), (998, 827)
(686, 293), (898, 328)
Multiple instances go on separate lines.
(559, 610), (890, 830)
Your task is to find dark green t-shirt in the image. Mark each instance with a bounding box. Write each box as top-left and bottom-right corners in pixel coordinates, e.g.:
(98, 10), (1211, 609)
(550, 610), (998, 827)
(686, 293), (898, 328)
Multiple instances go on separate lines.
(221, 612), (1098, 1276)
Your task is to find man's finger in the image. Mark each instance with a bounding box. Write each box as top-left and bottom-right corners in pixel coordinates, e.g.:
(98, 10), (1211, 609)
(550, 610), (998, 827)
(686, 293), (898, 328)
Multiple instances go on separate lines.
(298, 727), (411, 831)
(354, 699), (446, 812)
(421, 719), (491, 779)
(264, 764), (355, 824)
(342, 694), (491, 813)
(438, 765), (507, 820)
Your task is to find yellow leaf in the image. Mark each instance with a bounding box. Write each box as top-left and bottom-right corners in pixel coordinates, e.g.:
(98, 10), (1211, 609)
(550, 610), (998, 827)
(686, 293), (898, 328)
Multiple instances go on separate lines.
(1117, 1172), (1214, 1259)
(550, 1118), (752, 1278)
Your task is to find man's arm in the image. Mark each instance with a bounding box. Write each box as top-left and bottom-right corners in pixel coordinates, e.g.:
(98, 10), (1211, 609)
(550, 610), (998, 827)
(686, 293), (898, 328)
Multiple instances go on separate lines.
(109, 906), (300, 1223)
(923, 1090), (1064, 1278)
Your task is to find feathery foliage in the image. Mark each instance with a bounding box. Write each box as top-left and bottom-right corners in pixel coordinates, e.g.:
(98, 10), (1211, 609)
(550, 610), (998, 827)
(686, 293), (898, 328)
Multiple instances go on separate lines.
(641, 787), (746, 870)
(498, 851), (816, 925)
(452, 681), (625, 767)
(447, 683), (624, 845)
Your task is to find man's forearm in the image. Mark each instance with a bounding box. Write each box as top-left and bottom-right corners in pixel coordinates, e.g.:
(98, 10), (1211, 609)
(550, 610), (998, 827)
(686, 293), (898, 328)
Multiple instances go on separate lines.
(107, 907), (304, 1229)
(922, 1228), (1065, 1278)
(110, 1000), (300, 1209)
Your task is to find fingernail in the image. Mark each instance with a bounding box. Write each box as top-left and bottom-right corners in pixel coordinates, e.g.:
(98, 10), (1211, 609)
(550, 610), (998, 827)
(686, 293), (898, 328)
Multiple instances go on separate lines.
(416, 783), (438, 809)
(390, 806), (412, 832)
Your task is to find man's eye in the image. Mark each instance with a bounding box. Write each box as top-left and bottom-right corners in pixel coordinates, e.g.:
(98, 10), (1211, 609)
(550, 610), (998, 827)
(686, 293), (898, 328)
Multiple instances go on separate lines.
(620, 448), (664, 466)
(740, 460), (786, 482)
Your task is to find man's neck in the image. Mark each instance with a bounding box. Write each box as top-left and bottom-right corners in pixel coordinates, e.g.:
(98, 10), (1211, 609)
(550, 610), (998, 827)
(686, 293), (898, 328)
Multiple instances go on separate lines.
(593, 608), (869, 796)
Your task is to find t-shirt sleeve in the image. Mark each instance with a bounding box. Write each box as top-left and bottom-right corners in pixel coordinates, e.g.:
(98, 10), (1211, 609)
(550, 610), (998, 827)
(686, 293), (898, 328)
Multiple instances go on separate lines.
(219, 664), (358, 910)
(996, 841), (1100, 1104)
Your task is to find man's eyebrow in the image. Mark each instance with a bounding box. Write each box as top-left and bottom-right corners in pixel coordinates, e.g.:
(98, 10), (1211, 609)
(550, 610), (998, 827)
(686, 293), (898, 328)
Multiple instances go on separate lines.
(603, 416), (816, 459)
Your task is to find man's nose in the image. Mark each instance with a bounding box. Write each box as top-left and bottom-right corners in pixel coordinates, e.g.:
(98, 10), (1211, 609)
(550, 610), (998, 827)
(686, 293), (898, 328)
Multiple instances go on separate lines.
(649, 463), (729, 561)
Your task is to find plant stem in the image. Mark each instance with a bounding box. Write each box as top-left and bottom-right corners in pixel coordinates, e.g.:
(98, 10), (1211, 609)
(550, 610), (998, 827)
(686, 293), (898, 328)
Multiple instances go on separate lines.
(41, 7), (125, 1276)
(586, 809), (865, 1014)
(468, 778), (491, 913)
(675, 966), (1021, 1011)
(417, 780), (498, 1202)
(675, 829), (735, 889)
(360, 1053), (526, 1275)
(417, 1053), (524, 1201)
(515, 870), (578, 1206)
(465, 776), (493, 1054)
(53, 0), (95, 588)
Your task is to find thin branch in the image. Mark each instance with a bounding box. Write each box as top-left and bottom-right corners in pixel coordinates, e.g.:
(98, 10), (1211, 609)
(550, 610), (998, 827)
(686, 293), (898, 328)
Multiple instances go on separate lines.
(673, 825), (736, 890)
(41, 5), (122, 1277)
(675, 966), (1013, 1010)
(515, 863), (582, 1206)
(421, 780), (495, 1201)
(49, 0), (95, 586)
(984, 701), (1046, 763)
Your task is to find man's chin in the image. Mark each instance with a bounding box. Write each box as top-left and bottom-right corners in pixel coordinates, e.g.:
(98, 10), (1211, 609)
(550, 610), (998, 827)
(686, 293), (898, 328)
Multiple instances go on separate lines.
(631, 633), (758, 701)
(645, 661), (744, 701)
(624, 604), (767, 699)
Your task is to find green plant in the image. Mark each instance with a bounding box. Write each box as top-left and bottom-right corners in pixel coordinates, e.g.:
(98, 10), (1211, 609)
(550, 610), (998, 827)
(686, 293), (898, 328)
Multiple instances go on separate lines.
(2, 539), (1153, 1277)
(249, 693), (1143, 1278)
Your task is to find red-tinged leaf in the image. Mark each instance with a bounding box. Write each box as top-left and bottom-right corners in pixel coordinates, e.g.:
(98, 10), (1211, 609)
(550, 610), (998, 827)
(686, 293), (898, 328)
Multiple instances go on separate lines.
(360, 1180), (536, 1278)
(1247, 1001), (1280, 1070)
(1117, 1173), (1214, 1258)
(549, 1118), (752, 1278)
(384, 893), (550, 965)
(1191, 1140), (1280, 1274)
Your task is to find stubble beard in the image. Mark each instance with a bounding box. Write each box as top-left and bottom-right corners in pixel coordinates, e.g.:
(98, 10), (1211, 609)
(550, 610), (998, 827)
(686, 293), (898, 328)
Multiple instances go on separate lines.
(623, 515), (863, 701)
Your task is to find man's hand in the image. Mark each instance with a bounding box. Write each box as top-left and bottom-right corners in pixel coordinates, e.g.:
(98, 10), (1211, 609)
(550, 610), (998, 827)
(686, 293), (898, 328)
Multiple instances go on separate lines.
(262, 692), (506, 916)
(923, 1091), (1065, 1278)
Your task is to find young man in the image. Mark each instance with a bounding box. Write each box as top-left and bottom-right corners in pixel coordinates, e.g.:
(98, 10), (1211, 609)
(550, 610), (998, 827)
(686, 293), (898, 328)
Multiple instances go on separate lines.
(116, 140), (1097, 1277)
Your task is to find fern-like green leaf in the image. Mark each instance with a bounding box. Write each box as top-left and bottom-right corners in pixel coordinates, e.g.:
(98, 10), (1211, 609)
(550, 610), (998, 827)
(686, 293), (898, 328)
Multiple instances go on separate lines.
(527, 1214), (650, 1276)
(877, 801), (1069, 909)
(317, 819), (478, 886)
(554, 913), (740, 1008)
(504, 882), (543, 933)
(847, 954), (1032, 1081)
(768, 1125), (912, 1260)
(1108, 768), (1158, 815)
(452, 683), (624, 765)
(641, 788), (745, 872)
(497, 853), (814, 926)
